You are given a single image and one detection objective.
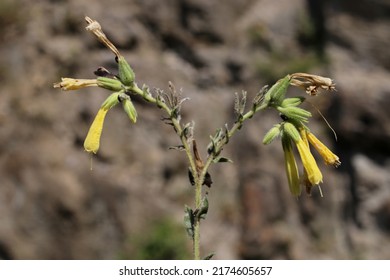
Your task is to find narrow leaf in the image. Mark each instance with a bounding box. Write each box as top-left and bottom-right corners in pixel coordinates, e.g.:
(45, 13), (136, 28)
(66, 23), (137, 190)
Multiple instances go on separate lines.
(184, 205), (195, 239)
(203, 253), (215, 260)
(213, 156), (233, 163)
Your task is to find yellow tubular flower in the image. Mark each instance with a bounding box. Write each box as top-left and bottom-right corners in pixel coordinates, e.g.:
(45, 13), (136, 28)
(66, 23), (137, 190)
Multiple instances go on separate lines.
(306, 132), (341, 167)
(282, 136), (301, 197)
(84, 108), (108, 154)
(53, 78), (98, 91)
(299, 129), (313, 194)
(295, 139), (323, 186)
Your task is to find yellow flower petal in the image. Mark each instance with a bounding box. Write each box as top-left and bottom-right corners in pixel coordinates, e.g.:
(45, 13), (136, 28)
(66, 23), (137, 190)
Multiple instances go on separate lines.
(53, 78), (98, 91)
(307, 132), (341, 167)
(295, 139), (323, 186)
(84, 108), (108, 154)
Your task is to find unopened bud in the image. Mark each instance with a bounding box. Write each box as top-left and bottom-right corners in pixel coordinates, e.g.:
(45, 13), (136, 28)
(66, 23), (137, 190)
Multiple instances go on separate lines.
(97, 77), (123, 91)
(261, 75), (291, 107)
(280, 97), (305, 107)
(262, 124), (281, 145)
(121, 97), (137, 123)
(283, 122), (301, 143)
(277, 106), (312, 122)
(118, 56), (135, 86)
(101, 91), (121, 110)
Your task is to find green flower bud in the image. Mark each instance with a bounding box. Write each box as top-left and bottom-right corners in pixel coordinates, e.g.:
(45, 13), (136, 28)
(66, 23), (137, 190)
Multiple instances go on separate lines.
(96, 77), (123, 91)
(118, 56), (135, 86)
(280, 97), (305, 107)
(122, 98), (137, 123)
(261, 75), (291, 107)
(277, 106), (312, 122)
(283, 122), (301, 143)
(101, 91), (121, 110)
(262, 124), (281, 145)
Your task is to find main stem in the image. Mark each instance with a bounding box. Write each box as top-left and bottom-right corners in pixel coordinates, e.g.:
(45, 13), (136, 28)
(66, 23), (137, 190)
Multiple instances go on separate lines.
(193, 178), (202, 260)
(192, 105), (265, 260)
(132, 83), (201, 259)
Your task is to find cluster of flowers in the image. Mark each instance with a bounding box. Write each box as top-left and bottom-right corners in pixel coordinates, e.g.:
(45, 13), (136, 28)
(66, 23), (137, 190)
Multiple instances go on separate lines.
(54, 17), (138, 155)
(261, 74), (340, 196)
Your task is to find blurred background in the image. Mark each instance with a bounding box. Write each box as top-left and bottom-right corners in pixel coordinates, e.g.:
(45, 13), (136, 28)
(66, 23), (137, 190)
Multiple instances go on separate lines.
(0, 0), (389, 259)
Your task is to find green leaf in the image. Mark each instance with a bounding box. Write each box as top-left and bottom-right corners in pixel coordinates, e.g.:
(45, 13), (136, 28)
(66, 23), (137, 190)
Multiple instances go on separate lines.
(181, 122), (193, 139)
(184, 205), (195, 239)
(195, 197), (209, 220)
(203, 253), (215, 260)
(213, 156), (233, 163)
(188, 168), (195, 186)
(168, 145), (185, 151)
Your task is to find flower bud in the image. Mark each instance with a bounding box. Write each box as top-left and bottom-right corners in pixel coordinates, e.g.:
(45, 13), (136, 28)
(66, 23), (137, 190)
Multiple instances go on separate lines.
(261, 75), (291, 107)
(117, 56), (135, 86)
(280, 97), (305, 107)
(283, 122), (301, 143)
(97, 77), (123, 91)
(262, 124), (281, 145)
(277, 106), (312, 122)
(122, 98), (137, 123)
(101, 91), (121, 110)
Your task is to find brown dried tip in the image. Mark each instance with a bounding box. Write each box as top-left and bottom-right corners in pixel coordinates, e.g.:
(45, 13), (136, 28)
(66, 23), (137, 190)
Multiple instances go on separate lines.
(192, 139), (204, 174)
(290, 73), (336, 96)
(85, 16), (120, 57)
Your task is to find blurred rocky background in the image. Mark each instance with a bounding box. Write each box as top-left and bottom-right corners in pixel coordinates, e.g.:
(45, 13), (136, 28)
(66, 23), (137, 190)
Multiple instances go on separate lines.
(0, 0), (389, 259)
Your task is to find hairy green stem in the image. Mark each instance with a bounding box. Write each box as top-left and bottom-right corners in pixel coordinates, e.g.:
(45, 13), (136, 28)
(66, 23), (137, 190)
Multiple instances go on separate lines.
(131, 84), (198, 176)
(131, 84), (201, 259)
(193, 216), (201, 259)
(193, 106), (265, 260)
(193, 176), (203, 260)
